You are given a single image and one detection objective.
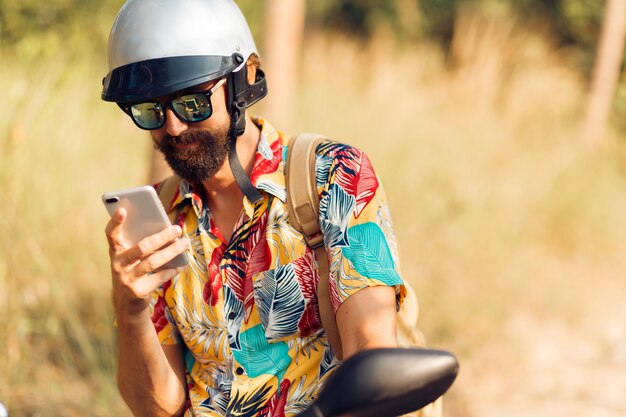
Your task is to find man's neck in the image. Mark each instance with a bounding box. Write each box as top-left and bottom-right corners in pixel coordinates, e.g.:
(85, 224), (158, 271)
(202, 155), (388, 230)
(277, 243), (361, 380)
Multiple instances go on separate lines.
(199, 115), (260, 243)
(201, 115), (260, 199)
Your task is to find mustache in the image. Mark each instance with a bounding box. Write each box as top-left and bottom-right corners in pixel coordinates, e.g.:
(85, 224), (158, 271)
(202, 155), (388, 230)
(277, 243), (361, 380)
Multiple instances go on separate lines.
(162, 130), (211, 146)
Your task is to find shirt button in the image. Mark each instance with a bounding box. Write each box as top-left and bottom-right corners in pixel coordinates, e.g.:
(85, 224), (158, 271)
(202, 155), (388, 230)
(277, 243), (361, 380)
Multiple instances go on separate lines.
(235, 367), (244, 375)
(228, 312), (236, 320)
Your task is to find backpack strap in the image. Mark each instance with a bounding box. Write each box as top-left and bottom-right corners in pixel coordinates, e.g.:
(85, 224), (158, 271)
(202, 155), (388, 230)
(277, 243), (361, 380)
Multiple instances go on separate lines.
(155, 175), (182, 225)
(285, 133), (344, 360)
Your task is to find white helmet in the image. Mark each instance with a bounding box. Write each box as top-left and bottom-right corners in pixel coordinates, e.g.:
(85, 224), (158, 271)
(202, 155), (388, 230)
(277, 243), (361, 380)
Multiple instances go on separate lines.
(102, 0), (268, 201)
(101, 0), (267, 126)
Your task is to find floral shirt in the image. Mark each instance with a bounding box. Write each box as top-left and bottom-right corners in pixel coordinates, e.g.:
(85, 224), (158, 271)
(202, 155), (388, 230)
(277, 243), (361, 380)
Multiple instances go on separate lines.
(150, 117), (407, 417)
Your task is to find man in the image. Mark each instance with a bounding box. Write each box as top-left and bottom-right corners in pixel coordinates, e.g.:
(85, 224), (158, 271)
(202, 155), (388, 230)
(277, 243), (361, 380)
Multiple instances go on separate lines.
(102, 1), (422, 416)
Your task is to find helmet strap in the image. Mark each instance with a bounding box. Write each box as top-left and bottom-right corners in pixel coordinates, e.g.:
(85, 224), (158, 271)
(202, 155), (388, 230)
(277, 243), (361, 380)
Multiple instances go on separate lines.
(225, 53), (268, 204)
(228, 139), (263, 204)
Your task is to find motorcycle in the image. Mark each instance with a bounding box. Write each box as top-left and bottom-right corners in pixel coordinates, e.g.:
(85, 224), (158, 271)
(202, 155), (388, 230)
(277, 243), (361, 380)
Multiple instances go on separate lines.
(298, 347), (459, 417)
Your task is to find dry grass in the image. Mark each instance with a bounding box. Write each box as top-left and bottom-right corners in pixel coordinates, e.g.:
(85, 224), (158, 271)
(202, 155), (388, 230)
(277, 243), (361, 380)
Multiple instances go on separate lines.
(1, 9), (626, 417)
(0, 31), (148, 417)
(292, 12), (626, 417)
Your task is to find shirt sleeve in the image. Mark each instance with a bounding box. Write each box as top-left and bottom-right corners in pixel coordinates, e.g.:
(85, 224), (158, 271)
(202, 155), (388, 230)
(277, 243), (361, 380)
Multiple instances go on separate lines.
(149, 282), (183, 345)
(315, 142), (407, 314)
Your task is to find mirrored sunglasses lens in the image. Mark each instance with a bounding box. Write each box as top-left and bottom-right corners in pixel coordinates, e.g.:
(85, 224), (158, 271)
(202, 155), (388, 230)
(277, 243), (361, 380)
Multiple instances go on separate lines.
(131, 103), (164, 129)
(172, 94), (212, 122)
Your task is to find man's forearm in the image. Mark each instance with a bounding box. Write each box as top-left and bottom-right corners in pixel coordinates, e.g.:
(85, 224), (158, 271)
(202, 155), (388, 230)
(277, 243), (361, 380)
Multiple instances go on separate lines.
(116, 311), (187, 417)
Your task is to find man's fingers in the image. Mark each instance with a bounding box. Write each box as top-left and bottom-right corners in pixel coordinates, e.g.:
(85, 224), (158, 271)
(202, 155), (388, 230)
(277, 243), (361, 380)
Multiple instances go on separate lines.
(132, 266), (187, 298)
(132, 237), (190, 277)
(105, 208), (128, 248)
(121, 225), (184, 266)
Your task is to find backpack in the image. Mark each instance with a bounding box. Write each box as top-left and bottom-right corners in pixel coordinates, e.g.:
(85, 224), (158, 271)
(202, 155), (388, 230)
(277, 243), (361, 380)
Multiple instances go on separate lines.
(285, 133), (425, 360)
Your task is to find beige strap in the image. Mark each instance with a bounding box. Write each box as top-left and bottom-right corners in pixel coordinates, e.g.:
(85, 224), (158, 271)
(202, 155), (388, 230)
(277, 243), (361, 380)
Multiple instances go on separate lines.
(285, 133), (344, 359)
(155, 175), (182, 225)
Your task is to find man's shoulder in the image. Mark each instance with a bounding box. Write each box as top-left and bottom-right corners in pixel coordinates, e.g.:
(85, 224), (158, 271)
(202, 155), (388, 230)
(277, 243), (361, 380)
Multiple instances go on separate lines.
(309, 138), (375, 175)
(153, 175), (183, 212)
(285, 134), (367, 162)
(315, 139), (363, 157)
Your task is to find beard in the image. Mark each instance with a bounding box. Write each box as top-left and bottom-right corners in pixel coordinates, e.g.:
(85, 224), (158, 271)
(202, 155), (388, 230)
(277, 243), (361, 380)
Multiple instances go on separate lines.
(155, 124), (231, 183)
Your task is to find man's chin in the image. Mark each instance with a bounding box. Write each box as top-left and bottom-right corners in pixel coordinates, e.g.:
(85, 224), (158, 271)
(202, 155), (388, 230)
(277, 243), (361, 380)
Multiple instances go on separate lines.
(169, 149), (196, 162)
(172, 167), (211, 184)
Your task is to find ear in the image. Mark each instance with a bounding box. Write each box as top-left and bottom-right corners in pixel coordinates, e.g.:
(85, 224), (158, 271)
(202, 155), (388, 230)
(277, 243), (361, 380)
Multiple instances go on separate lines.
(246, 62), (257, 85)
(245, 54), (261, 85)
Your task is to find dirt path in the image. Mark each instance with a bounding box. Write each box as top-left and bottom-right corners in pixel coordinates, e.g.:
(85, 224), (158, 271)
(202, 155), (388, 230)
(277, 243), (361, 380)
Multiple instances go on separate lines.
(446, 288), (626, 417)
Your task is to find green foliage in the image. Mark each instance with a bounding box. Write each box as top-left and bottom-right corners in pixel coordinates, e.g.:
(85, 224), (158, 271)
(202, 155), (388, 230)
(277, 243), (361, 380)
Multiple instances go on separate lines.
(0, 0), (607, 66)
(557, 0), (603, 47)
(419, 0), (458, 42)
(233, 0), (266, 44)
(308, 0), (392, 36)
(0, 0), (121, 41)
(305, 0), (605, 72)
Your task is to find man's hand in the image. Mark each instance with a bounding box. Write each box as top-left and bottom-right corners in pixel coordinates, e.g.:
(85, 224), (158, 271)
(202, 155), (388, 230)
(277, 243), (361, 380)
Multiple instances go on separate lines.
(105, 207), (190, 320)
(105, 207), (189, 417)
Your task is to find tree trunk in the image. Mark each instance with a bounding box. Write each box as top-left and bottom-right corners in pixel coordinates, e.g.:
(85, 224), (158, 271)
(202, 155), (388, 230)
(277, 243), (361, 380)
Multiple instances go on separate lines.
(584, 0), (626, 146)
(262, 0), (307, 128)
(396, 0), (421, 38)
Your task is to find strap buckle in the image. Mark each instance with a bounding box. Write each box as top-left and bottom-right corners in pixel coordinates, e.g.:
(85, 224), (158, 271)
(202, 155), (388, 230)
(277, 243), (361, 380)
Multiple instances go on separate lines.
(305, 232), (324, 250)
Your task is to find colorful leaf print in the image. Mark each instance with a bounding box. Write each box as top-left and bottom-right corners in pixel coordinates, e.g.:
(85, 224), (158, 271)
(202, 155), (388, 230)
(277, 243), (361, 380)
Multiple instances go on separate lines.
(251, 135), (282, 186)
(224, 286), (244, 350)
(353, 153), (379, 218)
(224, 205), (270, 301)
(314, 153), (333, 188)
(292, 251), (322, 336)
(151, 295), (169, 334)
(319, 345), (337, 378)
(341, 222), (403, 286)
(292, 251), (318, 300)
(376, 202), (400, 265)
(319, 184), (355, 248)
(244, 232), (271, 323)
(226, 382), (273, 417)
(202, 355), (235, 414)
(258, 378), (291, 417)
(327, 144), (362, 191)
(232, 324), (291, 383)
(150, 279), (173, 333)
(327, 146), (379, 220)
(328, 247), (345, 313)
(283, 375), (325, 416)
(204, 243), (226, 306)
(254, 263), (306, 340)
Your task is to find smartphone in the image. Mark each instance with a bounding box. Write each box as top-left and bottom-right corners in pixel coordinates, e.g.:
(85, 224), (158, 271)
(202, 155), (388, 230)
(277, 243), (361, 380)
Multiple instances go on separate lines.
(102, 185), (189, 270)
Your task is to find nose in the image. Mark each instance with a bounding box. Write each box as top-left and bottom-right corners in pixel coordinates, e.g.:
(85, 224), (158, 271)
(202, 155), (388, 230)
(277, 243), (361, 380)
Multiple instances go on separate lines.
(163, 107), (188, 137)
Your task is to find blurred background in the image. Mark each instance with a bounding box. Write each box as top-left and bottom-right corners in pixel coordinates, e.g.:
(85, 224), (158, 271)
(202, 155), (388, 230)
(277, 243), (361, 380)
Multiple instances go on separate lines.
(1, 0), (626, 416)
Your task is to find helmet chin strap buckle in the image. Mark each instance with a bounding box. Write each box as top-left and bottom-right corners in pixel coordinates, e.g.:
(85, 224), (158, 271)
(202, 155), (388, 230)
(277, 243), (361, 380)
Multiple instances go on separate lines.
(232, 100), (247, 137)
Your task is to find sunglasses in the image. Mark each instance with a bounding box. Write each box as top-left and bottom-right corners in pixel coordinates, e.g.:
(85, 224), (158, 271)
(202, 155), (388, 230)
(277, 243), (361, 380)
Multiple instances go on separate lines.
(119, 78), (227, 130)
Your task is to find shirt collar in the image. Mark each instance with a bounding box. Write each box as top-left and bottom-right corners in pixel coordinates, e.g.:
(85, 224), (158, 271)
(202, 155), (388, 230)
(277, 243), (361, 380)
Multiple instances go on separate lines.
(164, 117), (288, 217)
